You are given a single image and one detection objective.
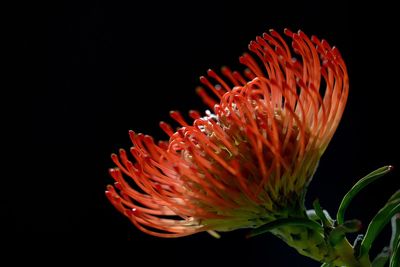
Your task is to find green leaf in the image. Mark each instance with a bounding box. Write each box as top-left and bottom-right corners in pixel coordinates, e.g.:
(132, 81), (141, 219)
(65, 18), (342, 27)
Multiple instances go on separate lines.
(388, 190), (400, 203)
(359, 190), (400, 258)
(390, 212), (400, 267)
(246, 218), (323, 238)
(390, 238), (399, 267)
(313, 199), (333, 228)
(390, 212), (400, 252)
(337, 166), (393, 225)
(371, 247), (390, 267)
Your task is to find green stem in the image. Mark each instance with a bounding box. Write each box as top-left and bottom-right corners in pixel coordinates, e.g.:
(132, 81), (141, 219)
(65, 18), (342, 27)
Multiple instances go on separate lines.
(271, 224), (371, 267)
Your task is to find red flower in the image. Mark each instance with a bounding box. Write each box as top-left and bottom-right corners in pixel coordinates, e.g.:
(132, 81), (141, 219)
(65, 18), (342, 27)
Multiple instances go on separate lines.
(105, 29), (349, 238)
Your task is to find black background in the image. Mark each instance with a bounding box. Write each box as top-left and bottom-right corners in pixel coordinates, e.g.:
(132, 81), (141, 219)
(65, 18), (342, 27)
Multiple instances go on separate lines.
(12, 0), (399, 265)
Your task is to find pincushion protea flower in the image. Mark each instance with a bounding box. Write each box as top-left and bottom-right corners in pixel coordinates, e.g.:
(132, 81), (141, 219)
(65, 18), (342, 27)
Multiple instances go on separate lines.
(105, 29), (348, 242)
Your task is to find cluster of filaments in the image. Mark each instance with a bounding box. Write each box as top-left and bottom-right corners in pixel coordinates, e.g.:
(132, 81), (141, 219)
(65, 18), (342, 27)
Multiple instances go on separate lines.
(106, 29), (349, 237)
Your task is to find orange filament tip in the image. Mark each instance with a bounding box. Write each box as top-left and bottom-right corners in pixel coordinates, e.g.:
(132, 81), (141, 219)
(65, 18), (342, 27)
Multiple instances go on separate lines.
(189, 110), (201, 120)
(207, 69), (217, 77)
(283, 28), (294, 37)
(126, 208), (138, 217)
(114, 182), (122, 190)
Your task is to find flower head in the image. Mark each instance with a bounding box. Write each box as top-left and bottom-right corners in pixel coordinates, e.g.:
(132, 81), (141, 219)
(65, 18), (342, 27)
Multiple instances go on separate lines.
(105, 29), (349, 237)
